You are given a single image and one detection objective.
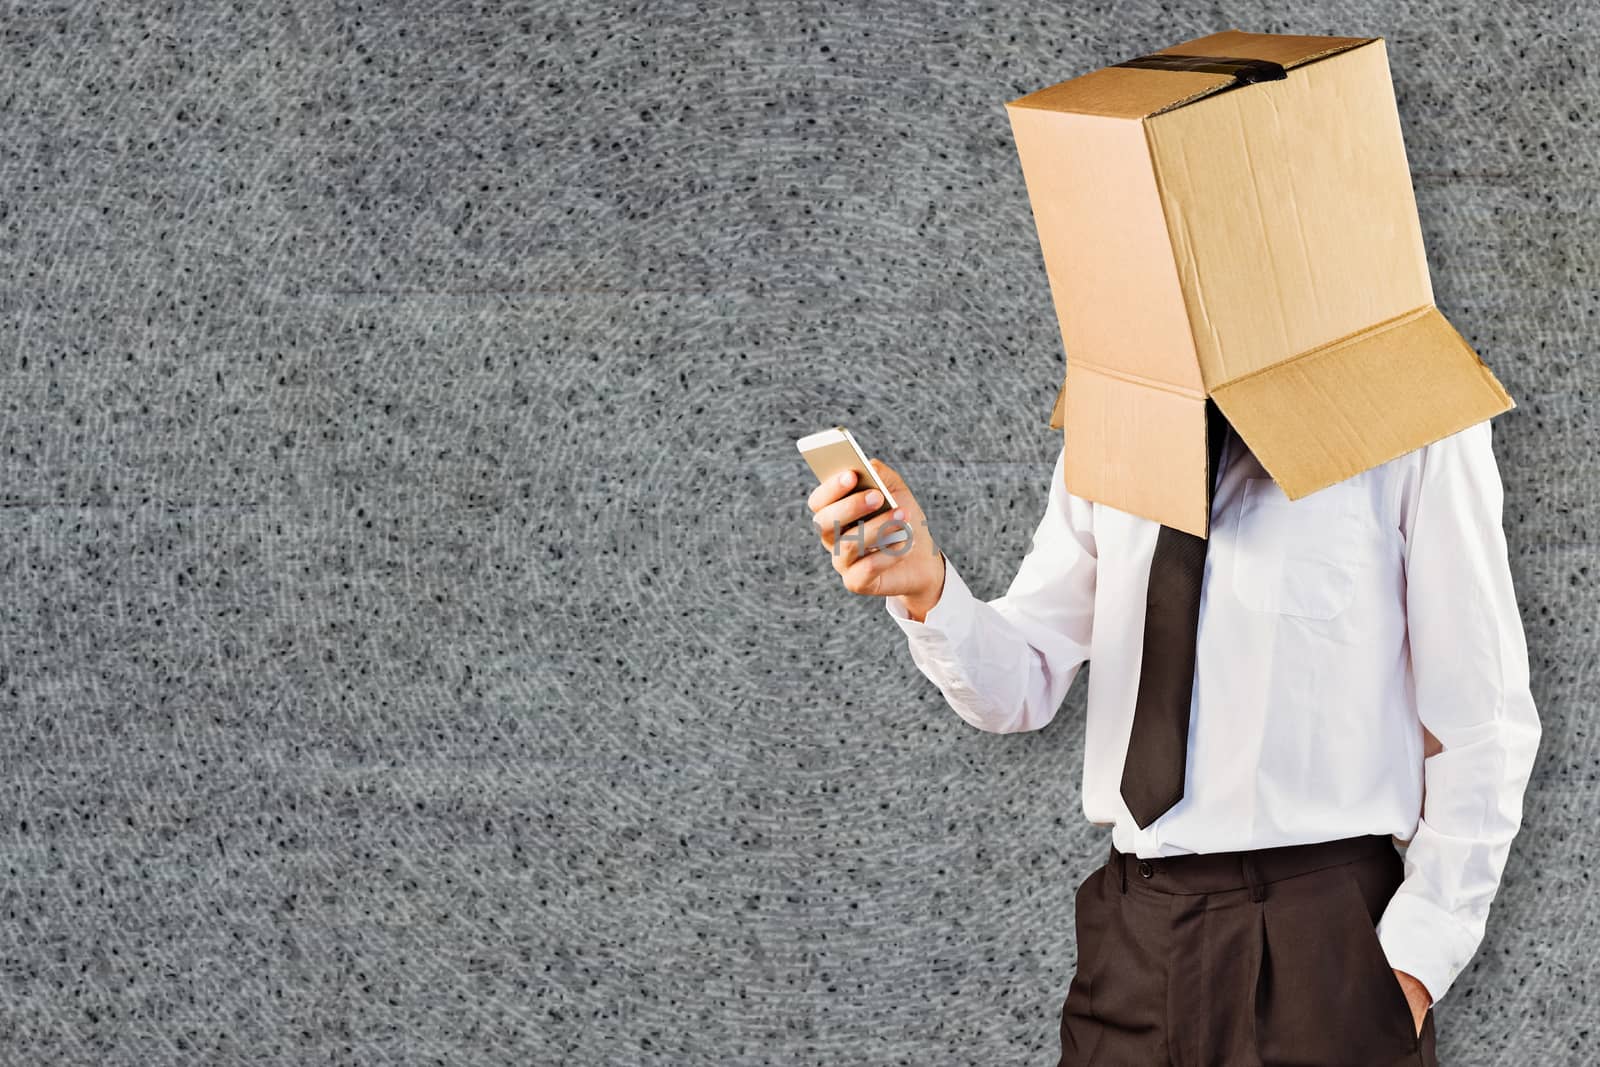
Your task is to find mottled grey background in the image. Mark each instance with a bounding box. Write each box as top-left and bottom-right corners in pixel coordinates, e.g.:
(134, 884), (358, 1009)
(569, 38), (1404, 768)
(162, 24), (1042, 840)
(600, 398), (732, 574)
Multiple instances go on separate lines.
(0, 2), (1592, 1064)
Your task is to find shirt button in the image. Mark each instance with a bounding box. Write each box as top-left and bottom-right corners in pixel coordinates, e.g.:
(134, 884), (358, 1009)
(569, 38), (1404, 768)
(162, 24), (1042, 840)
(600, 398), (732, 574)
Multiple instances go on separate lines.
(1138, 861), (1154, 878)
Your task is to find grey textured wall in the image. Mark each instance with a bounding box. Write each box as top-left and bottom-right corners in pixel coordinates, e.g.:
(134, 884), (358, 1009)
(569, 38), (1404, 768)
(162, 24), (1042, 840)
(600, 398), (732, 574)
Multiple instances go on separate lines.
(1, 3), (1592, 1064)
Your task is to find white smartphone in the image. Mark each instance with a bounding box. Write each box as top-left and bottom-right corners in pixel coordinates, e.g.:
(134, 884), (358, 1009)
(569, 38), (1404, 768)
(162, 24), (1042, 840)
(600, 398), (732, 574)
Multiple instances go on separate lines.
(796, 426), (910, 548)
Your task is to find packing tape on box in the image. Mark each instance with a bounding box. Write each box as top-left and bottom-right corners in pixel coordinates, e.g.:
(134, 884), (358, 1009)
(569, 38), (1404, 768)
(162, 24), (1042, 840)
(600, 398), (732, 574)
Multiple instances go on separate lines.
(1113, 53), (1287, 84)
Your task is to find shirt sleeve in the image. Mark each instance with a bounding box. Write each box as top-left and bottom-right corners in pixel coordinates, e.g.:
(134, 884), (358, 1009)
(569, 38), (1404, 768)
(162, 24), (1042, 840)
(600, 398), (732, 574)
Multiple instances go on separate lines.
(1375, 418), (1543, 1005)
(882, 446), (1097, 734)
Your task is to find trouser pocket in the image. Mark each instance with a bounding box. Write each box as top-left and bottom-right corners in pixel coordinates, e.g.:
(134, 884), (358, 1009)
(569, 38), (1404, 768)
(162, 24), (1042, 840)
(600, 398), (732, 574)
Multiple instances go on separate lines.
(1254, 854), (1419, 1065)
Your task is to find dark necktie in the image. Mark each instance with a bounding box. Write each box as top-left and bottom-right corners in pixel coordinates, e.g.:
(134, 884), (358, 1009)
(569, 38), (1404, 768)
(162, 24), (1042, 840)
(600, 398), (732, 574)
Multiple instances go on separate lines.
(1119, 399), (1229, 829)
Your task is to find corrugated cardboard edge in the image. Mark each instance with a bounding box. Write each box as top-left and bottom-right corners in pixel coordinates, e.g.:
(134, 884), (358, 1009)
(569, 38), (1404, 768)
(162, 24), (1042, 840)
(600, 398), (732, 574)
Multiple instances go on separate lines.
(1209, 306), (1515, 499)
(1048, 374), (1068, 429)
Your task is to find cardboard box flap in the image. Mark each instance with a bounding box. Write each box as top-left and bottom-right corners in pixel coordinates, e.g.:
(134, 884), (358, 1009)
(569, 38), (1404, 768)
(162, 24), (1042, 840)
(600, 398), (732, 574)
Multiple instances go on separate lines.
(1006, 65), (1235, 121)
(1155, 30), (1376, 72)
(1209, 307), (1514, 500)
(1007, 30), (1376, 120)
(1060, 362), (1214, 537)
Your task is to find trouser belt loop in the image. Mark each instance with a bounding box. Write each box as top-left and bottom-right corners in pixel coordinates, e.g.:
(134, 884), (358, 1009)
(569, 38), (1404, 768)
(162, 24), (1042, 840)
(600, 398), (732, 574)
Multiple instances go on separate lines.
(1116, 848), (1127, 894)
(1242, 853), (1266, 903)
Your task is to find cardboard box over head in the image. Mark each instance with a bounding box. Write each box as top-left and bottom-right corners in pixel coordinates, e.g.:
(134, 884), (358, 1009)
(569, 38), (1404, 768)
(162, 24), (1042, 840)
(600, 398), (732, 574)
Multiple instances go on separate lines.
(1005, 30), (1514, 537)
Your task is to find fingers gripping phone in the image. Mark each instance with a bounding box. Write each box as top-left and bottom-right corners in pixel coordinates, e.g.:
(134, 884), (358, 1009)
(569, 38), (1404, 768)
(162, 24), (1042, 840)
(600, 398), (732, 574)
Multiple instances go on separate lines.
(796, 426), (910, 549)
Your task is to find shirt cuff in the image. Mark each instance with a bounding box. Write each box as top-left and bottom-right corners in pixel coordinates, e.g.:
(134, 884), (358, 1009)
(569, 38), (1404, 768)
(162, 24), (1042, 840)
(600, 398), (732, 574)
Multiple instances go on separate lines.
(1375, 885), (1483, 1006)
(883, 555), (976, 650)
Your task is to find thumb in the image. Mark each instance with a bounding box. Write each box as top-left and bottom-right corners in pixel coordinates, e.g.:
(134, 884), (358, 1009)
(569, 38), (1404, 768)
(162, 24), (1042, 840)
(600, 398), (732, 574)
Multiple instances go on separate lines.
(868, 457), (909, 498)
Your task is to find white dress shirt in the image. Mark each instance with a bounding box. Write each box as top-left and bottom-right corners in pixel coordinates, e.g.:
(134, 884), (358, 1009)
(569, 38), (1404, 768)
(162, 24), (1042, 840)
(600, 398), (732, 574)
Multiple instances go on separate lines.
(885, 418), (1540, 1005)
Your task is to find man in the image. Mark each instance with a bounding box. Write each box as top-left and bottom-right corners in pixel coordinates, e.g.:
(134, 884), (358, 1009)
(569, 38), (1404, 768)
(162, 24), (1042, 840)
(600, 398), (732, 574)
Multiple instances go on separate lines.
(806, 405), (1540, 1065)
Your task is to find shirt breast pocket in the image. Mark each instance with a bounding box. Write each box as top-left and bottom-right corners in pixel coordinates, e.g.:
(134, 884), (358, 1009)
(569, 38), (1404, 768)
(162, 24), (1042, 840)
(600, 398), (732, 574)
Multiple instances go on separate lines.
(1230, 477), (1374, 621)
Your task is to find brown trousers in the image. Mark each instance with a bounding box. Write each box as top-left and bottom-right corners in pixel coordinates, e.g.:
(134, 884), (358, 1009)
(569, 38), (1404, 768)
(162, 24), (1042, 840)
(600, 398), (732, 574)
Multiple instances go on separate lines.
(1058, 834), (1438, 1066)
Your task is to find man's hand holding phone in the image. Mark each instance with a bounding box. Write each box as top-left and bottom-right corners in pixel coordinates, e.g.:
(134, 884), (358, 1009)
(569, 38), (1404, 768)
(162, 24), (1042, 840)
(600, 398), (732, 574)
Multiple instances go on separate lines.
(804, 454), (946, 623)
